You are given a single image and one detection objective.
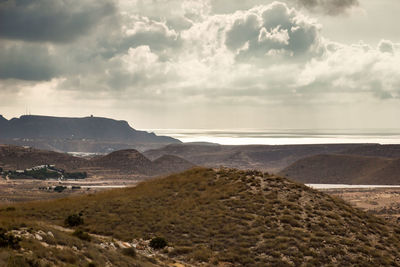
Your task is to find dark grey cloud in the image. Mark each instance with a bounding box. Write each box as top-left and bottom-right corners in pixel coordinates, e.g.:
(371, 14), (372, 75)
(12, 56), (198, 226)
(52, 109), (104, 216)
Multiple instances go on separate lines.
(0, 10), (183, 82)
(0, 0), (116, 43)
(166, 17), (193, 32)
(378, 40), (395, 54)
(225, 14), (260, 51)
(0, 43), (58, 81)
(296, 0), (359, 15)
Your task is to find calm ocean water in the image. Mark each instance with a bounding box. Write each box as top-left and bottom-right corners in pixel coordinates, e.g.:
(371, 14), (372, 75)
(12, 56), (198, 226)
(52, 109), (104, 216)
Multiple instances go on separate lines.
(145, 128), (400, 145)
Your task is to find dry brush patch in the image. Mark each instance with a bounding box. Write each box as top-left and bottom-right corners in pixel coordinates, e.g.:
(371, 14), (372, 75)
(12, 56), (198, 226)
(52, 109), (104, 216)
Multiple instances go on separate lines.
(1, 167), (400, 266)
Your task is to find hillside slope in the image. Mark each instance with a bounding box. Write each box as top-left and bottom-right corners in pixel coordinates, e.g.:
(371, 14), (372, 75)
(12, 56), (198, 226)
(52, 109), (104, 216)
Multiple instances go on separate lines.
(152, 155), (196, 175)
(90, 149), (155, 176)
(280, 154), (400, 184)
(3, 168), (400, 266)
(340, 144), (400, 158)
(0, 115), (180, 152)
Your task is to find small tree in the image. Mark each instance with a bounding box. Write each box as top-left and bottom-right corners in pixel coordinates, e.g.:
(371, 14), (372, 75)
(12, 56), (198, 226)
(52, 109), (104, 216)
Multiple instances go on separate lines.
(0, 228), (21, 249)
(149, 237), (168, 249)
(54, 186), (67, 193)
(65, 214), (84, 227)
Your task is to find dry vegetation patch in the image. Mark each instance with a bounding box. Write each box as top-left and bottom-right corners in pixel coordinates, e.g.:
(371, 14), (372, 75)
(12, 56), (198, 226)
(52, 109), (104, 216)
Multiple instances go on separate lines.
(1, 167), (400, 266)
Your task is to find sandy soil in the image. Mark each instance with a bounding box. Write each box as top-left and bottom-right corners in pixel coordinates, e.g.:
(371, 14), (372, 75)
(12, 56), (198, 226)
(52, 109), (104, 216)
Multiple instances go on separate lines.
(0, 177), (141, 203)
(324, 188), (400, 223)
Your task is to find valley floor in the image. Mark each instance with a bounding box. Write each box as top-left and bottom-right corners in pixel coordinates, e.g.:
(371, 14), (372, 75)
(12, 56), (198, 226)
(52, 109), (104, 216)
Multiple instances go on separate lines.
(325, 188), (400, 223)
(0, 178), (137, 203)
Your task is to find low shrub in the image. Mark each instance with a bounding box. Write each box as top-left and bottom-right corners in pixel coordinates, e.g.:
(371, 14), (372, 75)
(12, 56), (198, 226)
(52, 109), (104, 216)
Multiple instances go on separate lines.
(72, 229), (91, 241)
(121, 247), (136, 258)
(65, 214), (84, 227)
(190, 246), (212, 262)
(169, 246), (193, 257)
(0, 228), (21, 249)
(6, 255), (38, 267)
(149, 237), (168, 249)
(54, 186), (67, 193)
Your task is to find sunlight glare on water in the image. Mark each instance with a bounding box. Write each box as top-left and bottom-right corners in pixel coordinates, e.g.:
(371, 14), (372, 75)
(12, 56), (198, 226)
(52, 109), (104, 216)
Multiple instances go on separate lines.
(144, 128), (400, 145)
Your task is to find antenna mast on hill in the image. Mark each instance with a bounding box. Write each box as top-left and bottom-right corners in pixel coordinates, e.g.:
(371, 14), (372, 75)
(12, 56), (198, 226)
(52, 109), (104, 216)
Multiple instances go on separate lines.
(25, 106), (31, 116)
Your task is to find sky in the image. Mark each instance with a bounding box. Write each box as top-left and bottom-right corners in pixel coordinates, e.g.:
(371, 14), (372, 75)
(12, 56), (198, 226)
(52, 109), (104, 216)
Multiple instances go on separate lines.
(0, 0), (400, 130)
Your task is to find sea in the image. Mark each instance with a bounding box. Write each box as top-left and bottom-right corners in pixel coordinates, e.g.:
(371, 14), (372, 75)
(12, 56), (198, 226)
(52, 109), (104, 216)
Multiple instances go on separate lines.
(145, 128), (400, 146)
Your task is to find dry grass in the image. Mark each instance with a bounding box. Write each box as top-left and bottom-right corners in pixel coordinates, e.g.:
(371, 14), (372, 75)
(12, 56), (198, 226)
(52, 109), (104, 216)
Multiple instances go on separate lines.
(0, 220), (157, 267)
(1, 167), (400, 266)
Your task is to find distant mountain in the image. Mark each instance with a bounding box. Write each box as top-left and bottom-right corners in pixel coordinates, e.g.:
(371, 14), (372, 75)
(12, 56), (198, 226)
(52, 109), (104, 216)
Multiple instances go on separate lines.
(340, 144), (400, 158)
(280, 154), (400, 185)
(0, 115), (180, 152)
(143, 143), (369, 172)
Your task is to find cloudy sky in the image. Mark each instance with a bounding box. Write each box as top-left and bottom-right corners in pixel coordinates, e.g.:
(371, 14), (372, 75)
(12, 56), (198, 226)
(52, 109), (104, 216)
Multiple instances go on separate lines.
(1, 0), (400, 130)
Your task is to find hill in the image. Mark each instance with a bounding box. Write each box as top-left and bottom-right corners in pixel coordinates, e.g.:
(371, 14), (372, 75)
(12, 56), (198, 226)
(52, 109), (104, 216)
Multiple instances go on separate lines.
(0, 144), (87, 171)
(143, 143), (369, 172)
(152, 155), (196, 175)
(340, 144), (400, 158)
(2, 168), (400, 266)
(280, 154), (400, 184)
(0, 145), (194, 178)
(0, 115), (7, 127)
(90, 149), (155, 176)
(0, 115), (180, 152)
